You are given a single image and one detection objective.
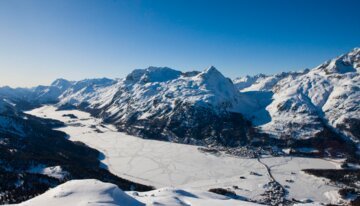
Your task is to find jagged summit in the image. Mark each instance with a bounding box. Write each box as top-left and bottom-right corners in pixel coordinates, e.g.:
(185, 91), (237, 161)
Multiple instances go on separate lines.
(233, 74), (268, 91)
(233, 47), (360, 143)
(126, 66), (182, 83)
(50, 78), (72, 89)
(315, 47), (360, 74)
(1, 47), (359, 148)
(203, 65), (220, 73)
(350, 47), (360, 54)
(198, 66), (226, 81)
(192, 66), (240, 105)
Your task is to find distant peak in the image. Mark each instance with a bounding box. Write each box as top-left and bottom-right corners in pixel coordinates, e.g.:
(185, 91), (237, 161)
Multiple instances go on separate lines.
(315, 47), (360, 74)
(75, 78), (115, 86)
(51, 78), (72, 89)
(145, 66), (176, 72)
(350, 47), (360, 55)
(51, 78), (69, 84)
(204, 66), (220, 74)
(196, 66), (236, 90)
(199, 66), (225, 79)
(126, 66), (182, 83)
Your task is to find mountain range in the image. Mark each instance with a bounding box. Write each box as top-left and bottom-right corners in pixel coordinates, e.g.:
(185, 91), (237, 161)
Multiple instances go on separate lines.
(1, 47), (359, 205)
(1, 48), (359, 158)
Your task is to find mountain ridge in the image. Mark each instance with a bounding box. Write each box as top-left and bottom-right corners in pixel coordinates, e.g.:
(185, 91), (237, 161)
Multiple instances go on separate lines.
(1, 48), (359, 156)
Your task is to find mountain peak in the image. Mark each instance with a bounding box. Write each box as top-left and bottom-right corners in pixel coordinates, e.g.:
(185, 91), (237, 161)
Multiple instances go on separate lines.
(199, 66), (225, 80)
(314, 47), (360, 74)
(51, 78), (72, 89)
(204, 66), (220, 74)
(126, 66), (182, 83)
(351, 47), (360, 53)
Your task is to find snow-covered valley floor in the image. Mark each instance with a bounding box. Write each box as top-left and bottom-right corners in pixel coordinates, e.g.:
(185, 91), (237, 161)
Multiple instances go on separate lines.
(26, 106), (344, 205)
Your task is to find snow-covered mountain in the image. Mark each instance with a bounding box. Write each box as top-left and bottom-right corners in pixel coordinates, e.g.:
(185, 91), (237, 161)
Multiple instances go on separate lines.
(1, 48), (359, 154)
(234, 70), (309, 92)
(235, 48), (359, 148)
(1, 48), (360, 205)
(31, 78), (73, 103)
(2, 67), (253, 147)
(46, 66), (258, 146)
(59, 66), (247, 112)
(0, 77), (115, 105)
(49, 49), (358, 155)
(233, 73), (268, 90)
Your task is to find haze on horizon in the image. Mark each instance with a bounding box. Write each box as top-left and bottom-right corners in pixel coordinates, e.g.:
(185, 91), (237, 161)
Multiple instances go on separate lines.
(0, 0), (359, 88)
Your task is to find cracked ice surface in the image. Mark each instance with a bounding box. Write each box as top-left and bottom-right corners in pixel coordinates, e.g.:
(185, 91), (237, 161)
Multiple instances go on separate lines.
(27, 105), (342, 204)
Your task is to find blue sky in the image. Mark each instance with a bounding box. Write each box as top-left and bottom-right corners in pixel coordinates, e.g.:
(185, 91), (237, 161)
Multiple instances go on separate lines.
(0, 0), (359, 87)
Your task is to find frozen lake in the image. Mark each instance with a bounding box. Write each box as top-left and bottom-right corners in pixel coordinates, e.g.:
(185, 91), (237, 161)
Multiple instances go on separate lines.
(27, 105), (343, 204)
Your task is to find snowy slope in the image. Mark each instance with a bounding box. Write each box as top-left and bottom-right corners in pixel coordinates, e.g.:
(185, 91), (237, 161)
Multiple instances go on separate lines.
(130, 187), (262, 206)
(52, 66), (252, 117)
(58, 78), (116, 106)
(233, 74), (268, 91)
(7, 179), (144, 206)
(31, 78), (73, 103)
(1, 78), (116, 105)
(98, 66), (248, 117)
(235, 48), (360, 144)
(8, 179), (262, 206)
(263, 48), (359, 142)
(0, 87), (31, 100)
(54, 66), (257, 146)
(238, 70), (308, 92)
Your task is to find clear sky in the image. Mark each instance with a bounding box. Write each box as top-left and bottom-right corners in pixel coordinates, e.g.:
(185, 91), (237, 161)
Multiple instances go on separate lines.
(0, 0), (359, 87)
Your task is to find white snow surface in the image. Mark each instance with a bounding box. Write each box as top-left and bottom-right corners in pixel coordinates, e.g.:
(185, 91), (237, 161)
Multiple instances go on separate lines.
(55, 66), (255, 123)
(28, 165), (69, 180)
(129, 187), (261, 206)
(233, 74), (268, 91)
(235, 48), (360, 141)
(58, 78), (116, 106)
(26, 106), (344, 204)
(7, 179), (144, 206)
(7, 179), (262, 206)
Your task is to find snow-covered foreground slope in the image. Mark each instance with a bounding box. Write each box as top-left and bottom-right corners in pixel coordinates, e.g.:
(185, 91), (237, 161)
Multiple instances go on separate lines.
(7, 179), (143, 206)
(7, 179), (262, 206)
(26, 106), (344, 204)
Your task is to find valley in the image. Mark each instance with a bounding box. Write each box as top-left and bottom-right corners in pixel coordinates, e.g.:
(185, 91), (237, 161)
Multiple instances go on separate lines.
(26, 105), (345, 205)
(1, 47), (359, 205)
